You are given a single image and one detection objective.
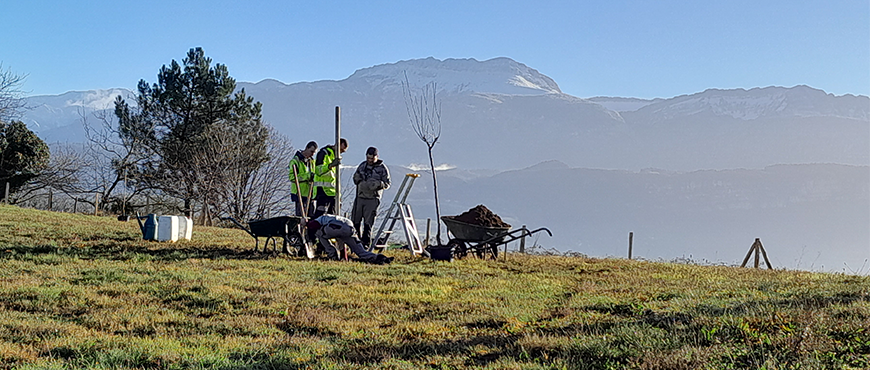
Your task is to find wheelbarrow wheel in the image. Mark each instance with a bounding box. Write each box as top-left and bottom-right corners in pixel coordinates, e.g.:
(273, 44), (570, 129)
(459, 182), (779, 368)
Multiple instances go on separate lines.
(474, 243), (499, 260)
(283, 234), (305, 256)
(447, 239), (468, 260)
(488, 243), (499, 260)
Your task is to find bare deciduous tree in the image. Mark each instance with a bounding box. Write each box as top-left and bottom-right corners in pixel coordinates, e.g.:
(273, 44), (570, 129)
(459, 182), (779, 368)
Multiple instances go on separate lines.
(209, 126), (295, 222)
(402, 72), (444, 245)
(80, 106), (153, 214)
(10, 143), (85, 205)
(0, 64), (28, 123)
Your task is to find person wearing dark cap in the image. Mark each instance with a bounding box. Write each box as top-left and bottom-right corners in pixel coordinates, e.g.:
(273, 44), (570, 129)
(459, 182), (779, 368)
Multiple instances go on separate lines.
(305, 214), (392, 264)
(288, 141), (317, 217)
(312, 138), (348, 218)
(351, 146), (391, 247)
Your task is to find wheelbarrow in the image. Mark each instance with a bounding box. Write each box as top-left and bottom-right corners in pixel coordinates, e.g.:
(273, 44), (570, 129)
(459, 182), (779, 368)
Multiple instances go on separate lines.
(223, 216), (313, 258)
(439, 216), (552, 260)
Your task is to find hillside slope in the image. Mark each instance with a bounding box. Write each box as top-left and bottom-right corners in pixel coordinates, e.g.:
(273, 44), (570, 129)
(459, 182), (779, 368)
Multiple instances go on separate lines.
(0, 205), (868, 369)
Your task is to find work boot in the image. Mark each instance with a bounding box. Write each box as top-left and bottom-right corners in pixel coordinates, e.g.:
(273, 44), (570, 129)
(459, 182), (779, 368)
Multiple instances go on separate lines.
(372, 254), (393, 265)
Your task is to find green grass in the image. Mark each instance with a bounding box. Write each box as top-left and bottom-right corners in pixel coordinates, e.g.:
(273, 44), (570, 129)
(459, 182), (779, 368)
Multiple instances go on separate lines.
(0, 204), (867, 369)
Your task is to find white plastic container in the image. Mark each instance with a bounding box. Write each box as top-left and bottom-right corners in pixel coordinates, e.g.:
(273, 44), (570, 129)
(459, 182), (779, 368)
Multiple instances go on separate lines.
(178, 216), (193, 240)
(157, 216), (179, 242)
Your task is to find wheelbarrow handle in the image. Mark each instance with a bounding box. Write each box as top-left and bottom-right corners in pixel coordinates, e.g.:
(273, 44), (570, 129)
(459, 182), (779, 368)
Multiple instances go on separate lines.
(221, 216), (256, 238)
(135, 212), (144, 232)
(528, 227), (553, 237)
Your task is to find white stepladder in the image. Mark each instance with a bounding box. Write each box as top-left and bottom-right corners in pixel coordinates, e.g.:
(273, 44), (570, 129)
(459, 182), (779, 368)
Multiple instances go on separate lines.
(368, 173), (423, 255)
(398, 203), (424, 256)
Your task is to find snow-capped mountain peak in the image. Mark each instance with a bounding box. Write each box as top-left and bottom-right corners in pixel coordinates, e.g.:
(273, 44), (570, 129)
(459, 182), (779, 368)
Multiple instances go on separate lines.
(343, 57), (562, 96)
(62, 88), (130, 110)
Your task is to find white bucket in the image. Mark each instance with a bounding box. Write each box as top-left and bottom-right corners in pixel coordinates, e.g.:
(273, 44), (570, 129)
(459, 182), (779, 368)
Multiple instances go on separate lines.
(178, 216), (193, 240)
(157, 216), (179, 242)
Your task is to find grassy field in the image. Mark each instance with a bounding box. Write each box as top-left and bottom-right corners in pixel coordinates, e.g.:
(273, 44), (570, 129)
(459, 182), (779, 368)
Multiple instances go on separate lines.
(0, 204), (867, 369)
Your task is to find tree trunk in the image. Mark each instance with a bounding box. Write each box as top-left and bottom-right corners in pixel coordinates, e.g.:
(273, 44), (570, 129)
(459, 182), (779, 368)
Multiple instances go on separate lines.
(428, 146), (442, 245)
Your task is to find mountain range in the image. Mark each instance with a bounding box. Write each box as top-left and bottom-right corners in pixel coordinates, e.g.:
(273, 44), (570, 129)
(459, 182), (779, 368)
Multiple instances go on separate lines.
(18, 57), (870, 272)
(22, 57), (869, 171)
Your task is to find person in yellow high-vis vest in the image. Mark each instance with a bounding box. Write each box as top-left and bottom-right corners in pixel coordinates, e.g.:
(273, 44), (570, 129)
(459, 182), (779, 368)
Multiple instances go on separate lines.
(312, 138), (348, 218)
(288, 141), (317, 217)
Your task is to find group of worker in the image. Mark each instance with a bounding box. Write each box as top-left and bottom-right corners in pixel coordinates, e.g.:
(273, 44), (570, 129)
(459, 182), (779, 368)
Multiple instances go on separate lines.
(288, 138), (393, 264)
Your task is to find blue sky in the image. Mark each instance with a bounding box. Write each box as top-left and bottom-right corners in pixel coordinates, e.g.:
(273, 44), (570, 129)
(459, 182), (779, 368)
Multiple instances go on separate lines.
(3, 0), (868, 99)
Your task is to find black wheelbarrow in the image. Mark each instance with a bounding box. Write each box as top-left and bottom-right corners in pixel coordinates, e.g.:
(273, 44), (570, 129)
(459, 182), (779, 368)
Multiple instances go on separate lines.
(223, 216), (312, 257)
(439, 216), (552, 260)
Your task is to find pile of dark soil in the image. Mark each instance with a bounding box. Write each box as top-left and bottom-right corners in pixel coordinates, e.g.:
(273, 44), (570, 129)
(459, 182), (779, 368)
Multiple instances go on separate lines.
(451, 205), (511, 228)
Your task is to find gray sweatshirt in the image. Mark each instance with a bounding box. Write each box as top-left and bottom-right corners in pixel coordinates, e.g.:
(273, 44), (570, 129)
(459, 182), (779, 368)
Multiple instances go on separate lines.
(352, 159), (390, 199)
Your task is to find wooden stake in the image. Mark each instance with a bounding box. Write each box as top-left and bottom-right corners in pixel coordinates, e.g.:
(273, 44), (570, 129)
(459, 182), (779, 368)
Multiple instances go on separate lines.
(741, 238), (773, 269)
(754, 242), (760, 268)
(757, 239), (773, 269)
(426, 218), (431, 247)
(520, 225), (527, 254)
(628, 232), (634, 260)
(740, 241), (755, 267)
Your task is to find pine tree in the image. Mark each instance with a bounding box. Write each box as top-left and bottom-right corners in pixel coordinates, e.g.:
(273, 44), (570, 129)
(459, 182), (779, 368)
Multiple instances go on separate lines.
(115, 47), (269, 222)
(0, 121), (50, 198)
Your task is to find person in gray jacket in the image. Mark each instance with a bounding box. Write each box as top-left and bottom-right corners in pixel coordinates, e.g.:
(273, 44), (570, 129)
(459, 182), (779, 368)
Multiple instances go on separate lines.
(352, 147), (391, 247)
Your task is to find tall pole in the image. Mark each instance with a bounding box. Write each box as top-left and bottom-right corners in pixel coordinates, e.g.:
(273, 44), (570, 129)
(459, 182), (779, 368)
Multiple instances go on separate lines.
(335, 106), (346, 260)
(334, 106), (341, 215)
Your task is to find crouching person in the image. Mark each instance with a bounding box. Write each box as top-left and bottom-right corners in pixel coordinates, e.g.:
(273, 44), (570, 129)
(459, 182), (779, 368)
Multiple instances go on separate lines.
(306, 215), (393, 264)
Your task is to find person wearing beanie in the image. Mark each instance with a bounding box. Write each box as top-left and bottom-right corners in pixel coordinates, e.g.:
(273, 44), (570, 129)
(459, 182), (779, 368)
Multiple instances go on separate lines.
(352, 146), (391, 247)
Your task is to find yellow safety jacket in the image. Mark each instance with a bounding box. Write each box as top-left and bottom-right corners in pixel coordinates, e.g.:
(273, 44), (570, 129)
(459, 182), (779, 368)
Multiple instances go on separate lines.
(313, 145), (338, 196)
(288, 151), (314, 196)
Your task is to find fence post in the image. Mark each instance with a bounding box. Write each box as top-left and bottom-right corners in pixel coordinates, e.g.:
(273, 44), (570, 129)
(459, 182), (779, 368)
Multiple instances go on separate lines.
(628, 232), (634, 259)
(754, 241), (760, 268)
(426, 218), (431, 247)
(741, 238), (773, 269)
(94, 193), (100, 216)
(519, 225), (527, 253)
(48, 190), (53, 211)
(3, 182), (8, 204)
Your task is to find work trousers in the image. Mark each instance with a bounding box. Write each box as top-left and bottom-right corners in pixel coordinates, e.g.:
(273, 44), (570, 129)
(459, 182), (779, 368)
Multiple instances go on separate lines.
(315, 221), (378, 261)
(291, 195), (311, 217)
(313, 188), (336, 218)
(351, 197), (380, 247)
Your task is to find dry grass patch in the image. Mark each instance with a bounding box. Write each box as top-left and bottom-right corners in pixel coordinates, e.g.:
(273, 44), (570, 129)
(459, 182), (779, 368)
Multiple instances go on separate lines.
(0, 205), (868, 369)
